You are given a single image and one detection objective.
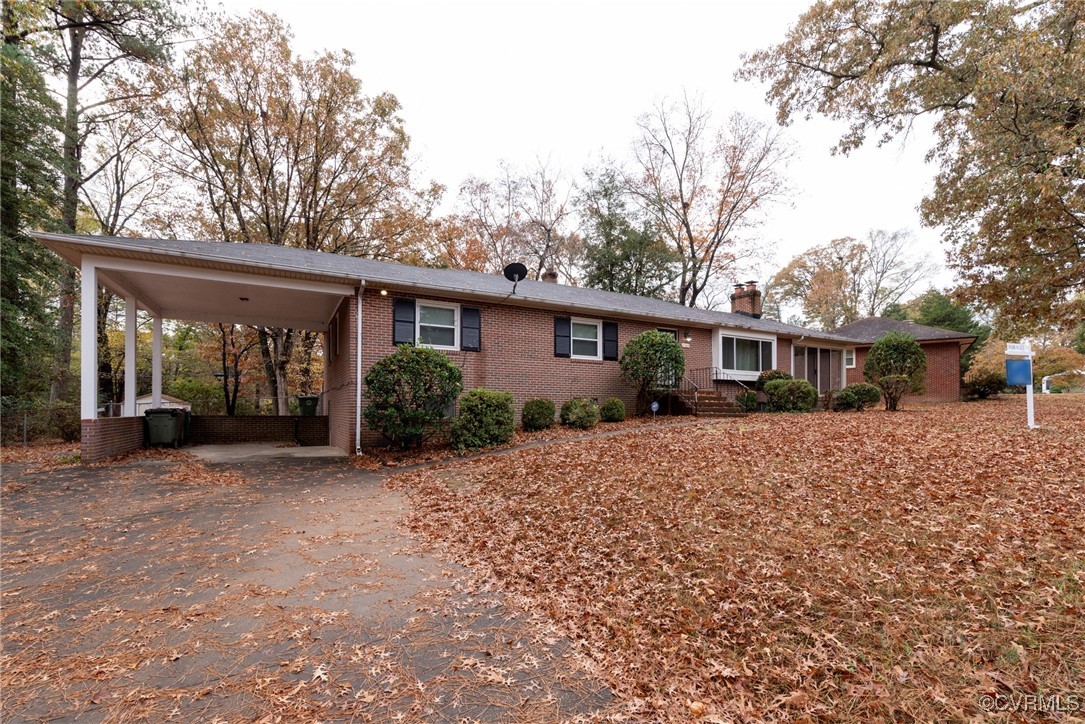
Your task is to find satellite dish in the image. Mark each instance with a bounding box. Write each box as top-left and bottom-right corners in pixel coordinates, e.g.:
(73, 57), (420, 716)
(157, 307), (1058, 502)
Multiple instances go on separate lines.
(503, 263), (528, 283)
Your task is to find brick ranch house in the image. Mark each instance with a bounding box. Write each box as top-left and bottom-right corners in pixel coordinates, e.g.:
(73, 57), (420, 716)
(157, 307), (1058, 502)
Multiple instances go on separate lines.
(32, 233), (974, 462)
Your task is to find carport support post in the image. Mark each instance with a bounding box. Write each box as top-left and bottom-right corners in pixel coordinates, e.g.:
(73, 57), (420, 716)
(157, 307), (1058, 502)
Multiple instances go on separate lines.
(80, 259), (98, 420)
(151, 316), (162, 408)
(124, 295), (137, 417)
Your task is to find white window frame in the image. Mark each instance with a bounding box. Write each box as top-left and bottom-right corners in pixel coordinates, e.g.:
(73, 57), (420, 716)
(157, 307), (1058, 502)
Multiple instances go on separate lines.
(845, 348), (856, 368)
(570, 317), (603, 361)
(415, 299), (460, 351)
(713, 328), (775, 382)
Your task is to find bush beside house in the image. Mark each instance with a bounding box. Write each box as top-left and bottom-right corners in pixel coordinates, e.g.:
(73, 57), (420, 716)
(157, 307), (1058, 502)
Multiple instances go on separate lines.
(764, 378), (818, 412)
(600, 397), (625, 422)
(521, 398), (556, 431)
(619, 330), (685, 415)
(863, 332), (927, 411)
(831, 383), (882, 411)
(561, 397), (599, 429)
(451, 388), (515, 452)
(363, 344), (463, 448)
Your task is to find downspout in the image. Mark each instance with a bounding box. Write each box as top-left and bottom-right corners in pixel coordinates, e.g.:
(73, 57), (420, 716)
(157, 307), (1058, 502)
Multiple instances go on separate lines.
(355, 281), (365, 455)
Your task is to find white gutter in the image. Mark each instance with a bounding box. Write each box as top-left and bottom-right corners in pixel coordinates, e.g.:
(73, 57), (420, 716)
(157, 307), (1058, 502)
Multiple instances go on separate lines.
(355, 281), (365, 455)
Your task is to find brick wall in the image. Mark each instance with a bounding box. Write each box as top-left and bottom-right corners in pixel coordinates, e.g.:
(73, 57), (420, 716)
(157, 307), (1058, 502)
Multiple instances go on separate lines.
(81, 417), (143, 463)
(325, 295), (359, 453)
(846, 341), (963, 402)
(775, 338), (793, 375)
(187, 416), (328, 446)
(353, 289), (718, 446)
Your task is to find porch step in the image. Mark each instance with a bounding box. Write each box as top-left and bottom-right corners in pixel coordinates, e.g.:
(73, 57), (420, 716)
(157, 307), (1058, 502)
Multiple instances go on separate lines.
(678, 390), (747, 418)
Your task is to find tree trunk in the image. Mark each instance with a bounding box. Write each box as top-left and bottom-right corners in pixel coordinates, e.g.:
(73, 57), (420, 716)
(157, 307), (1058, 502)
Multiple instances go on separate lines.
(298, 330), (317, 395)
(49, 23), (85, 403)
(257, 327), (295, 415)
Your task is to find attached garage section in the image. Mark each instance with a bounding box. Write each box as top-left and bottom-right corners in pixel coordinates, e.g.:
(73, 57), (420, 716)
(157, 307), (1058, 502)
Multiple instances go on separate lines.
(34, 233), (362, 462)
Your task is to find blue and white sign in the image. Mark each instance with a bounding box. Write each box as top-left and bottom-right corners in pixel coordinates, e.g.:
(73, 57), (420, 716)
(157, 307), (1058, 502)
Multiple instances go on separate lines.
(1006, 358), (1033, 387)
(1006, 341), (1038, 430)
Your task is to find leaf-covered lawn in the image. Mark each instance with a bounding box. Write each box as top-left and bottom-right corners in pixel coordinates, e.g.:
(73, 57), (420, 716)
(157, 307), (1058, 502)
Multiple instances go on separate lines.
(393, 396), (1085, 721)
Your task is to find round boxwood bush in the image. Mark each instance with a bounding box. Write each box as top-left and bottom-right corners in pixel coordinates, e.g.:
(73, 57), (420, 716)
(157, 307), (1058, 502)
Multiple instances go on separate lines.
(451, 388), (514, 452)
(764, 378), (818, 412)
(831, 382), (882, 411)
(736, 390), (759, 413)
(600, 397), (625, 422)
(521, 398), (556, 431)
(755, 368), (792, 391)
(560, 397), (599, 429)
(363, 343), (463, 448)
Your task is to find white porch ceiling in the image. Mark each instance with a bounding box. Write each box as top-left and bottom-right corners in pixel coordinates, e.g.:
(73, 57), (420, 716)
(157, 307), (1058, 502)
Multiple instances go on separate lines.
(104, 267), (346, 330)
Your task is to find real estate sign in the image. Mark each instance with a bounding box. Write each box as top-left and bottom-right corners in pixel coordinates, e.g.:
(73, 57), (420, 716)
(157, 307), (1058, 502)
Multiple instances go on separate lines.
(1006, 342), (1037, 430)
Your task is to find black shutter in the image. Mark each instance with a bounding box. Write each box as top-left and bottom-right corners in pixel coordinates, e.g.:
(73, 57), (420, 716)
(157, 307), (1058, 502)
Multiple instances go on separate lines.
(554, 317), (571, 358)
(761, 340), (774, 371)
(393, 298), (415, 345)
(602, 322), (619, 361)
(461, 307), (481, 352)
(722, 335), (735, 369)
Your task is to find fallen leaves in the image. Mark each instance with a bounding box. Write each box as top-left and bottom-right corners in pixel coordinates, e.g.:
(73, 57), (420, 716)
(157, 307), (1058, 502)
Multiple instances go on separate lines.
(392, 395), (1085, 721)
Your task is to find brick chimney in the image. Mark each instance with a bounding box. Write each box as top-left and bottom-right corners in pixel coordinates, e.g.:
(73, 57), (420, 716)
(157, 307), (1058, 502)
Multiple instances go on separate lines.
(730, 280), (763, 318)
(541, 269), (559, 284)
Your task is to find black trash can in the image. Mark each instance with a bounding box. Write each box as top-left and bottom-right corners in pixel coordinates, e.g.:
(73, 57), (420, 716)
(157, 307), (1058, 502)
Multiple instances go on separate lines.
(297, 395), (320, 416)
(145, 408), (182, 447)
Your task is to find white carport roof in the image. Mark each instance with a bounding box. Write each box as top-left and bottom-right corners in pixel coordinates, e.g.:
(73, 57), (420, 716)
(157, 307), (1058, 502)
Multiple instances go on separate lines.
(35, 232), (359, 332)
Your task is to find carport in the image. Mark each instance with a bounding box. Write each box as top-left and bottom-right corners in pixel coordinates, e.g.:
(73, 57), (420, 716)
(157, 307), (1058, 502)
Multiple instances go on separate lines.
(34, 233), (363, 463)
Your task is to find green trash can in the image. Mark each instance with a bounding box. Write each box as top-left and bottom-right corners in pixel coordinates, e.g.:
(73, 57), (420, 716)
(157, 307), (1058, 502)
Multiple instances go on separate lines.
(298, 395), (320, 416)
(145, 409), (181, 447)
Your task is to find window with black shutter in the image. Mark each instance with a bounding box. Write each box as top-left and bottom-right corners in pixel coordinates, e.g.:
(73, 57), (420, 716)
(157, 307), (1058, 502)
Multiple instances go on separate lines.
(393, 298), (415, 345)
(554, 317), (571, 358)
(461, 307), (481, 352)
(602, 322), (619, 361)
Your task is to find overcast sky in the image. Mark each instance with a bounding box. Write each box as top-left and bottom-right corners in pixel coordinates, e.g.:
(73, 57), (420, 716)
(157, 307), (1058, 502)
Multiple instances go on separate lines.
(224, 0), (952, 290)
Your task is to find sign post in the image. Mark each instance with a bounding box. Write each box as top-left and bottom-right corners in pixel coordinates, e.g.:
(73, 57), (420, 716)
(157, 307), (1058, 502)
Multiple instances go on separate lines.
(1005, 342), (1037, 429)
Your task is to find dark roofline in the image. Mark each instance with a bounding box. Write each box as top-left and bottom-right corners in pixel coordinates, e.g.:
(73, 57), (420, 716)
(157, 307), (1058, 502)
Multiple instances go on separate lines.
(33, 231), (859, 344)
(834, 316), (978, 345)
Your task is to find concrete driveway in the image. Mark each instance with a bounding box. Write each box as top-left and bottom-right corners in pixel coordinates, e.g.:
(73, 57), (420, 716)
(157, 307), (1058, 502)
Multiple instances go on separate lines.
(1, 455), (610, 721)
(186, 442), (348, 463)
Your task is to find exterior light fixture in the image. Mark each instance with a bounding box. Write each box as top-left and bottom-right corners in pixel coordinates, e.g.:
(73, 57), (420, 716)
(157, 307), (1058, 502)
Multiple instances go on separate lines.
(380, 289), (388, 296)
(684, 330), (693, 343)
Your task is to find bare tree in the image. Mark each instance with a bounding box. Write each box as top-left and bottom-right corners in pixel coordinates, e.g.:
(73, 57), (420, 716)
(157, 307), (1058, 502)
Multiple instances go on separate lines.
(152, 12), (434, 414)
(769, 230), (939, 329)
(627, 95), (791, 307)
(518, 159), (580, 281)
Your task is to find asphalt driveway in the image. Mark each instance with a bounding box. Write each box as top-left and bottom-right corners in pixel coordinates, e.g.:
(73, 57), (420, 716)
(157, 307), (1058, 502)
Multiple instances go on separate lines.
(0, 454), (610, 722)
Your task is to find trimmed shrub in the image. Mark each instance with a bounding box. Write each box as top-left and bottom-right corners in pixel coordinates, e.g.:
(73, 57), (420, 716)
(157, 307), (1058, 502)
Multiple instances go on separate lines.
(521, 398), (556, 431)
(560, 397), (599, 429)
(451, 388), (514, 452)
(764, 378), (818, 412)
(600, 397), (625, 422)
(736, 390), (759, 413)
(863, 331), (927, 410)
(619, 330), (685, 415)
(963, 368), (1006, 400)
(831, 383), (882, 411)
(755, 368), (792, 391)
(363, 343), (463, 448)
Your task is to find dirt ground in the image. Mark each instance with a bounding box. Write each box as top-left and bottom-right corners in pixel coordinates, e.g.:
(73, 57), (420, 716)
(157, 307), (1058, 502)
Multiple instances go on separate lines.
(0, 456), (611, 722)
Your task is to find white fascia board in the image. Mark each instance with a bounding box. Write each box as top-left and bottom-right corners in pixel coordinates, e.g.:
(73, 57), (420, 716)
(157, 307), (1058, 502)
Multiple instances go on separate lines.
(83, 254), (356, 298)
